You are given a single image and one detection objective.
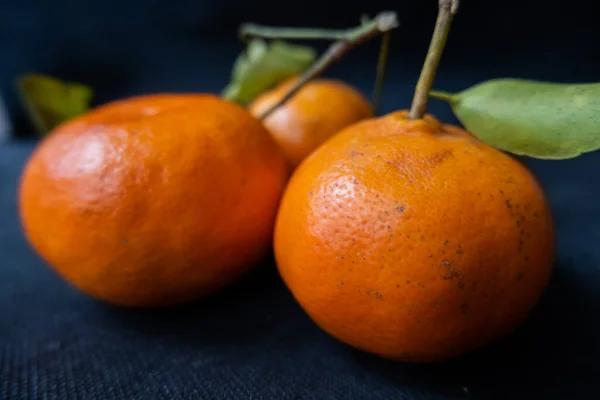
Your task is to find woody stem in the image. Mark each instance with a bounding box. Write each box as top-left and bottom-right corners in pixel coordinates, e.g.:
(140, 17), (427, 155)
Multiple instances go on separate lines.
(372, 31), (392, 114)
(408, 0), (459, 120)
(257, 11), (399, 120)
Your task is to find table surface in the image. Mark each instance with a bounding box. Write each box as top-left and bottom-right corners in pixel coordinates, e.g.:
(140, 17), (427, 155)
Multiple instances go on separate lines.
(1, 126), (599, 400)
(2, 0), (600, 397)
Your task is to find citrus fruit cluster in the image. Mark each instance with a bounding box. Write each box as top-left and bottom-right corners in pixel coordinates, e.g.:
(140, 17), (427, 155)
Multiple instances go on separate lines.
(18, 2), (556, 363)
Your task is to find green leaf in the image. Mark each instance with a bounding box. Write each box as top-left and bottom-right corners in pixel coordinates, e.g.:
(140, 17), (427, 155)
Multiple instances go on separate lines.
(431, 79), (600, 159)
(221, 39), (317, 105)
(16, 73), (93, 136)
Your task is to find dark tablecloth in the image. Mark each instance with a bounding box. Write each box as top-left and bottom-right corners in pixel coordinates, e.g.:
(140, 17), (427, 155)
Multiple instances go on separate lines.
(2, 0), (600, 397)
(2, 125), (600, 399)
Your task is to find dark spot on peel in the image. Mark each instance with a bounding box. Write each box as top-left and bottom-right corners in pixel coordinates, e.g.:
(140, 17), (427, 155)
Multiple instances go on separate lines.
(460, 303), (469, 315)
(428, 150), (454, 166)
(443, 240), (449, 245)
(457, 282), (465, 289)
(396, 205), (405, 213)
(517, 272), (525, 281)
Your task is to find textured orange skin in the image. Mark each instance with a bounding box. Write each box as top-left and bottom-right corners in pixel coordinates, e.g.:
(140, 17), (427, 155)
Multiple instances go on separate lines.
(249, 78), (373, 168)
(274, 111), (555, 362)
(19, 94), (288, 307)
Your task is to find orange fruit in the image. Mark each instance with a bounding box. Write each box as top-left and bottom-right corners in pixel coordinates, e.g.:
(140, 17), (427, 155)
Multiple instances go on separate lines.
(19, 94), (288, 307)
(249, 77), (373, 168)
(274, 111), (555, 362)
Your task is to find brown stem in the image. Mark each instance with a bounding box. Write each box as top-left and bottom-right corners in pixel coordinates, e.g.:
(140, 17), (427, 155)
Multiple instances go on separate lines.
(372, 31), (392, 115)
(259, 11), (399, 120)
(241, 25), (355, 42)
(408, 0), (459, 120)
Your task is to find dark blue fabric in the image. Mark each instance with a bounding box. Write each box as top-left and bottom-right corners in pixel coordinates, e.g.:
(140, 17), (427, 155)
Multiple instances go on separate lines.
(2, 0), (600, 398)
(2, 116), (600, 399)
(2, 0), (599, 137)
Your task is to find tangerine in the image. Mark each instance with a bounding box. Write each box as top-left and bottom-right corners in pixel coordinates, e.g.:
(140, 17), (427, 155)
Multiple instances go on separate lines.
(274, 111), (555, 362)
(249, 77), (373, 168)
(19, 94), (288, 307)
